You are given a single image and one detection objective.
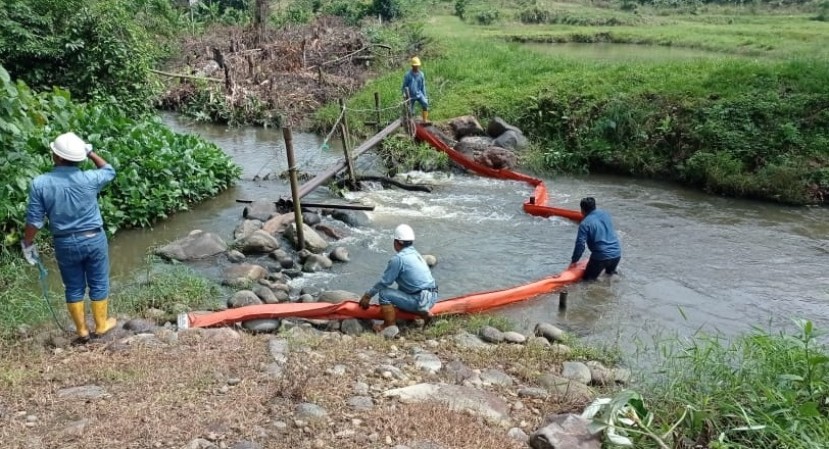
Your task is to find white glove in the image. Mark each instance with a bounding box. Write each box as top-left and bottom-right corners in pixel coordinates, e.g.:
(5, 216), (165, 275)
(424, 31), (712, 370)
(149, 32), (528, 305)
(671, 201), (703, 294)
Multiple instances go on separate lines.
(21, 242), (38, 265)
(85, 143), (93, 156)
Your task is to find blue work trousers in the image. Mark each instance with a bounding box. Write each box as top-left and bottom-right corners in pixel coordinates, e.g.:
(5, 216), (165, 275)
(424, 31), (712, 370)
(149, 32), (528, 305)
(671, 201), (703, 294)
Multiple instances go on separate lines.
(379, 288), (437, 314)
(53, 230), (110, 303)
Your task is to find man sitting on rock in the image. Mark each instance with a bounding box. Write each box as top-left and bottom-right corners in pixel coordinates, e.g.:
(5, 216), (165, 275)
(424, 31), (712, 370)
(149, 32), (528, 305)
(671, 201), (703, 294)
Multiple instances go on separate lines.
(359, 224), (438, 332)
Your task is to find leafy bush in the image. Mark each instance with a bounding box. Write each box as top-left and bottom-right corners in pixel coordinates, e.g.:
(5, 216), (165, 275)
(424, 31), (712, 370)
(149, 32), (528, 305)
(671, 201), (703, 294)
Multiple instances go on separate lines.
(371, 0), (403, 22)
(0, 65), (241, 248)
(474, 9), (500, 25)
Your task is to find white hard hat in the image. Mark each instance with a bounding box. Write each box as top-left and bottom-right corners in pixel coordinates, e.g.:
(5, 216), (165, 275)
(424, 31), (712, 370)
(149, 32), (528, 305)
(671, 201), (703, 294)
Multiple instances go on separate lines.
(393, 224), (415, 242)
(50, 132), (90, 162)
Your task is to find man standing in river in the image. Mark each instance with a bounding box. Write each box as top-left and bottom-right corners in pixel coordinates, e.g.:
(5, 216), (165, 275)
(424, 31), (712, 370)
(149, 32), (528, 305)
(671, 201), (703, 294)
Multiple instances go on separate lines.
(402, 56), (429, 123)
(570, 197), (622, 281)
(359, 224), (438, 332)
(22, 132), (118, 343)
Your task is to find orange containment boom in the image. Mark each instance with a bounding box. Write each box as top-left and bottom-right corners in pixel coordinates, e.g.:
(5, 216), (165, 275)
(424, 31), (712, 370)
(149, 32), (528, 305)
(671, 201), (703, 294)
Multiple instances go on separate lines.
(179, 124), (585, 330)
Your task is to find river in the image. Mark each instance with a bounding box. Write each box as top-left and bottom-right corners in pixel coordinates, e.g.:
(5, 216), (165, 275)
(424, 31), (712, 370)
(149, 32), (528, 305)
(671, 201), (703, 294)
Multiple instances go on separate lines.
(93, 113), (829, 348)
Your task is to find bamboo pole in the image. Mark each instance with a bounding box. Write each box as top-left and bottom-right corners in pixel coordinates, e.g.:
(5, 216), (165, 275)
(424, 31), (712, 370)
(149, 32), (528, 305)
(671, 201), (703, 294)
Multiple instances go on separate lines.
(283, 127), (305, 251)
(338, 100), (358, 190)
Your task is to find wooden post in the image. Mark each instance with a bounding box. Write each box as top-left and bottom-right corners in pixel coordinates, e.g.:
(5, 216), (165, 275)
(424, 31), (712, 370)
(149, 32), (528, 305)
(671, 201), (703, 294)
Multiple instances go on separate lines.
(374, 92), (381, 132)
(283, 127), (305, 251)
(338, 100), (358, 190)
(402, 88), (411, 136)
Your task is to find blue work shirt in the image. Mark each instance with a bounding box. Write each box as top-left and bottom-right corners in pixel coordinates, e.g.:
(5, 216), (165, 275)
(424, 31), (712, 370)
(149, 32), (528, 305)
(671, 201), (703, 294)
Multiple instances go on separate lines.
(26, 164), (116, 235)
(368, 246), (436, 297)
(402, 69), (426, 100)
(571, 209), (622, 263)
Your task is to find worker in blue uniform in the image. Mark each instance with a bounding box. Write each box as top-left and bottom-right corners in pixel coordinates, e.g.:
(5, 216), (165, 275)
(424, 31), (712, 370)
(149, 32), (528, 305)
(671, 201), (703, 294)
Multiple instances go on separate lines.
(570, 197), (622, 281)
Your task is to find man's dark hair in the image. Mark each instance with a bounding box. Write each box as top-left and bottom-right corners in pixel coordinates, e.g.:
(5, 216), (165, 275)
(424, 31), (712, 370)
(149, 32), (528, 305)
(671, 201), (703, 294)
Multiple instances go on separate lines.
(395, 240), (413, 248)
(580, 197), (596, 214)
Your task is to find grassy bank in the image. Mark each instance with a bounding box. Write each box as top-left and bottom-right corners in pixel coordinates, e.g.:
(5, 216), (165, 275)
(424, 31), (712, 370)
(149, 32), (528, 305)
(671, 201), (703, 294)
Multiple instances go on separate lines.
(323, 6), (828, 205)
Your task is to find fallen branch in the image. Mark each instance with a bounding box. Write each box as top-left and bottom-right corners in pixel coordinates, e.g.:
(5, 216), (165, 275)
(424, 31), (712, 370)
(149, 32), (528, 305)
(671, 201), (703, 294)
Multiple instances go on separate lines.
(321, 44), (392, 67)
(335, 175), (433, 193)
(150, 69), (222, 83)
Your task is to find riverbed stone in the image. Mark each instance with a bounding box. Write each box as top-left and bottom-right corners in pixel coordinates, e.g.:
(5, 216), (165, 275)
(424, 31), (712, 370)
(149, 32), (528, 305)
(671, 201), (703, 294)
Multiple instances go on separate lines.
(228, 290), (263, 308)
(233, 219), (263, 240)
(302, 258), (323, 273)
(237, 230), (280, 254)
(261, 213), (294, 234)
(413, 351), (442, 374)
(227, 250), (246, 263)
(537, 373), (593, 403)
(315, 224), (345, 240)
(283, 269), (303, 279)
(329, 247), (350, 262)
(308, 254), (333, 269)
(448, 115), (485, 139)
(381, 325), (400, 339)
(453, 331), (491, 350)
(535, 323), (566, 343)
(528, 336), (552, 347)
(57, 385), (108, 400)
(252, 285), (279, 304)
(298, 294), (314, 303)
(223, 264), (268, 287)
(341, 319), (365, 335)
(155, 230), (227, 262)
(508, 427), (529, 443)
(230, 442), (262, 449)
(474, 146), (517, 170)
(613, 367), (632, 385)
(318, 290), (358, 304)
(329, 210), (370, 227)
(442, 360), (476, 384)
(422, 254), (437, 267)
(302, 211), (321, 226)
(243, 201), (277, 222)
(242, 319), (281, 333)
(561, 362), (592, 385)
(494, 129), (529, 151)
(384, 383), (510, 425)
(295, 403), (327, 420)
(518, 387), (549, 399)
(285, 223), (329, 253)
(347, 396), (374, 411)
(122, 319), (156, 334)
(503, 331), (526, 344)
(486, 116), (523, 139)
(529, 413), (600, 449)
(480, 368), (514, 386)
(455, 136), (494, 156)
(480, 326), (505, 343)
(184, 438), (219, 449)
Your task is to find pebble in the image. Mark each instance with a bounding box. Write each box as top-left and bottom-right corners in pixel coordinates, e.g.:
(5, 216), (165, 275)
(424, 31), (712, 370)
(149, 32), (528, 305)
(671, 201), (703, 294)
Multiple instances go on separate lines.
(353, 382), (369, 396)
(227, 378), (241, 386)
(273, 421), (288, 431)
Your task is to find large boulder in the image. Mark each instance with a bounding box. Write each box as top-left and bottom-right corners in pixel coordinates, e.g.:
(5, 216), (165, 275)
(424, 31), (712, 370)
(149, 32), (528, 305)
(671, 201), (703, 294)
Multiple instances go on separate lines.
(228, 290), (263, 308)
(155, 230), (227, 261)
(261, 213), (294, 235)
(223, 264), (269, 287)
(528, 414), (600, 449)
(448, 116), (485, 140)
(455, 136), (494, 156)
(236, 230), (280, 254)
(242, 201), (277, 222)
(486, 116), (523, 138)
(494, 129), (529, 151)
(285, 223), (329, 253)
(233, 219), (263, 240)
(328, 210), (370, 227)
(473, 147), (518, 170)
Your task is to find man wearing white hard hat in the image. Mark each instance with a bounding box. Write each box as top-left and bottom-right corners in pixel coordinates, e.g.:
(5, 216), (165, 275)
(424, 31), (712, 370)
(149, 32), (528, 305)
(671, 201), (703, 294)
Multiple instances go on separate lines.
(359, 224), (438, 332)
(22, 132), (118, 343)
(402, 56), (429, 123)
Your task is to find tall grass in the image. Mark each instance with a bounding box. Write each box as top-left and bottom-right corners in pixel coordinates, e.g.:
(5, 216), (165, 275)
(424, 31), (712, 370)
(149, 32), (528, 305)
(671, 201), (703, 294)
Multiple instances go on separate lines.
(0, 251), (51, 338)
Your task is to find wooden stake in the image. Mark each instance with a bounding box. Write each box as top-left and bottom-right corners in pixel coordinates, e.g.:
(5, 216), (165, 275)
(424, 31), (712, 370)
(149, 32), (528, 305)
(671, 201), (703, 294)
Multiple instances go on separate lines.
(283, 127), (305, 251)
(374, 92), (381, 132)
(338, 100), (358, 190)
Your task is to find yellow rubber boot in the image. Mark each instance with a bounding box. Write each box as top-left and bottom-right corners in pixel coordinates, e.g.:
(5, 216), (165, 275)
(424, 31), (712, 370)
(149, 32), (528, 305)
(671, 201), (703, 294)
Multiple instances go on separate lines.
(91, 299), (117, 336)
(421, 110), (429, 123)
(373, 304), (396, 333)
(66, 302), (90, 342)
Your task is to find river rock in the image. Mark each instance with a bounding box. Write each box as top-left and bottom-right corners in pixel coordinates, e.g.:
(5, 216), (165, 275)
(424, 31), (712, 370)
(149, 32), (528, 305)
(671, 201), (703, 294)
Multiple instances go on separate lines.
(413, 351), (442, 374)
(422, 254), (437, 267)
(486, 116), (522, 139)
(233, 219), (263, 240)
(316, 224), (346, 240)
(285, 223), (328, 253)
(123, 319), (156, 334)
(508, 427), (529, 443)
(502, 331), (526, 344)
(537, 373), (593, 403)
(230, 442), (262, 449)
(269, 338), (289, 364)
(528, 336), (552, 347)
(237, 230), (280, 254)
(308, 254), (333, 269)
(329, 210), (370, 227)
(261, 213), (294, 234)
(301, 286), (321, 297)
(453, 331), (491, 350)
(184, 438), (219, 449)
(341, 319), (365, 335)
(277, 257), (294, 269)
(480, 368), (514, 386)
(529, 413), (600, 449)
(384, 383), (510, 425)
(57, 385), (108, 400)
(298, 294), (314, 303)
(613, 367), (632, 385)
(448, 115), (485, 139)
(252, 285), (279, 304)
(155, 230), (227, 261)
(243, 201), (277, 222)
(382, 325), (400, 339)
(518, 387), (549, 399)
(226, 250), (246, 263)
(223, 264), (269, 287)
(318, 290), (358, 304)
(455, 136), (494, 156)
(480, 326), (505, 343)
(329, 247), (350, 262)
(535, 323), (566, 343)
(242, 319), (281, 333)
(228, 290), (263, 308)
(443, 360), (476, 384)
(494, 129), (529, 151)
(347, 396), (374, 411)
(295, 403), (327, 420)
(561, 362), (592, 385)
(474, 147), (517, 170)
(302, 211), (321, 226)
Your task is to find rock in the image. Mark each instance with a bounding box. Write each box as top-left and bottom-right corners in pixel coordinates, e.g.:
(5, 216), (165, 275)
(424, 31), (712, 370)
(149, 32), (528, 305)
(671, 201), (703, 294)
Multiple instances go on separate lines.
(518, 387), (549, 399)
(508, 427), (529, 443)
(347, 396), (374, 411)
(183, 327), (241, 344)
(123, 319), (156, 334)
(535, 323), (566, 343)
(552, 344), (573, 356)
(56, 385), (108, 400)
(528, 336), (551, 347)
(227, 250), (246, 263)
(285, 223), (329, 253)
(585, 361), (614, 386)
(448, 115), (485, 139)
(473, 146), (517, 170)
(308, 254), (333, 269)
(242, 319), (281, 333)
(384, 383), (510, 424)
(261, 213), (295, 235)
(494, 129), (529, 151)
(278, 257), (294, 269)
(486, 116), (523, 139)
(296, 249), (313, 264)
(242, 201), (277, 222)
(329, 210), (370, 227)
(480, 368), (514, 386)
(413, 351), (442, 374)
(480, 326), (505, 343)
(381, 325), (400, 339)
(302, 258), (324, 273)
(329, 247), (350, 262)
(154, 328), (178, 345)
(410, 442), (446, 449)
(453, 331), (491, 350)
(328, 364), (347, 376)
(63, 419), (90, 437)
(301, 286), (321, 297)
(155, 230), (227, 262)
(268, 338), (289, 364)
(316, 224), (345, 240)
(529, 414), (600, 449)
(302, 211), (321, 226)
(233, 219), (263, 240)
(237, 230), (280, 254)
(228, 290), (263, 309)
(298, 293), (314, 303)
(613, 367), (632, 384)
(422, 254), (437, 267)
(503, 331), (526, 344)
(561, 362), (592, 385)
(249, 285), (276, 304)
(340, 319), (365, 335)
(353, 382), (369, 395)
(455, 136), (494, 155)
(442, 360), (476, 384)
(295, 403), (327, 420)
(145, 307), (166, 322)
(537, 374), (594, 403)
(262, 363), (283, 379)
(230, 441), (262, 449)
(318, 290), (358, 304)
(222, 264), (269, 287)
(376, 365), (407, 380)
(196, 59), (221, 78)
(184, 438), (220, 449)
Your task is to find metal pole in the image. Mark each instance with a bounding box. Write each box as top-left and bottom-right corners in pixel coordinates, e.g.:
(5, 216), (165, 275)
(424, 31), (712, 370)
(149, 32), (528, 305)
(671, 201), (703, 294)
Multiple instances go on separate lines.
(338, 99), (358, 190)
(374, 91), (381, 132)
(559, 289), (568, 310)
(283, 127), (305, 251)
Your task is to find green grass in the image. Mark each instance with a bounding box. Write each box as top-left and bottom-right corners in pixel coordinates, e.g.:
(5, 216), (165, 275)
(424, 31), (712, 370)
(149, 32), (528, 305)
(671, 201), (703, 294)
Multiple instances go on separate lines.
(113, 264), (224, 320)
(422, 313), (515, 339)
(0, 251), (52, 338)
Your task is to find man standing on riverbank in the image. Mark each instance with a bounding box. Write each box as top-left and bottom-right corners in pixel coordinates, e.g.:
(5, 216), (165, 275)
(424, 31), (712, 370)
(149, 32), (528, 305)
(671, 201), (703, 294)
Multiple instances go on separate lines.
(570, 197), (622, 281)
(22, 132), (118, 343)
(402, 56), (429, 123)
(359, 224), (438, 332)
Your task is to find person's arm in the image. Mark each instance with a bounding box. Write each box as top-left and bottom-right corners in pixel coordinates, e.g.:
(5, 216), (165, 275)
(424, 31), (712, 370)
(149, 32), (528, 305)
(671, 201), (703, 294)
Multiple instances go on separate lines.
(366, 256), (403, 298)
(88, 150), (116, 190)
(23, 183), (45, 247)
(571, 223), (588, 264)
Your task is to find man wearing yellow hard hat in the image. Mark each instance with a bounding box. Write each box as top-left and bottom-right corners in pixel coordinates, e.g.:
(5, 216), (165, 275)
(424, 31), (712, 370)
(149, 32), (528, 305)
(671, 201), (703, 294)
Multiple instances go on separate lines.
(402, 56), (429, 123)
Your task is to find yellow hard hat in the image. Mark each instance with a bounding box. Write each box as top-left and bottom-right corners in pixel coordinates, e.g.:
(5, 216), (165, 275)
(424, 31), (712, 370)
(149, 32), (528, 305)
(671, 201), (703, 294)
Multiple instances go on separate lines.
(410, 56), (421, 67)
